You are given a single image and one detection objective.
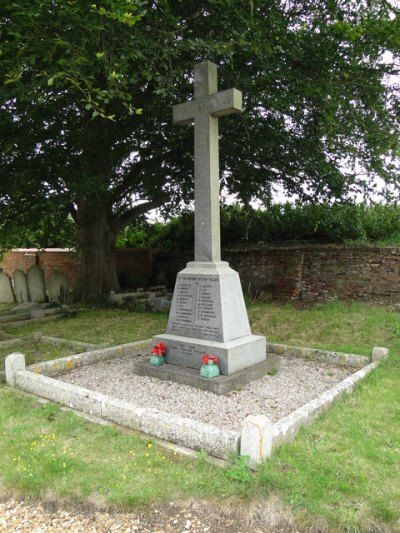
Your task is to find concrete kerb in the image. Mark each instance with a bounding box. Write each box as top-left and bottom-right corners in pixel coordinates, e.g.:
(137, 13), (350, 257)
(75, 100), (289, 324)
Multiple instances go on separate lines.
(0, 333), (102, 382)
(271, 360), (380, 450)
(0, 334), (34, 351)
(3, 314), (66, 329)
(10, 365), (239, 460)
(4, 341), (389, 466)
(39, 335), (99, 352)
(5, 352), (26, 387)
(29, 339), (151, 377)
(267, 342), (370, 368)
(0, 337), (150, 382)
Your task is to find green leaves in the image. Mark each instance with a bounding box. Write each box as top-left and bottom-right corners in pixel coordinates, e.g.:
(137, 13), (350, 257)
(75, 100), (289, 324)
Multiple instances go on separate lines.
(1, 0), (152, 119)
(1, 0), (399, 256)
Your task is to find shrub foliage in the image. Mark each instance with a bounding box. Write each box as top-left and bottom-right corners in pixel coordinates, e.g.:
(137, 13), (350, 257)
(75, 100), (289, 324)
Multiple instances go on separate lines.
(117, 203), (400, 251)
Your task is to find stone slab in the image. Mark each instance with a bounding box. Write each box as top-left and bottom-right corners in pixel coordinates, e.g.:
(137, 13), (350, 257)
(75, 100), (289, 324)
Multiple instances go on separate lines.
(27, 266), (46, 302)
(13, 270), (29, 304)
(152, 297), (172, 312)
(47, 271), (70, 303)
(31, 307), (65, 319)
(153, 332), (266, 376)
(0, 272), (15, 304)
(11, 302), (40, 313)
(0, 336), (32, 351)
(0, 312), (31, 324)
(7, 338), (386, 461)
(134, 356), (278, 395)
(40, 335), (98, 351)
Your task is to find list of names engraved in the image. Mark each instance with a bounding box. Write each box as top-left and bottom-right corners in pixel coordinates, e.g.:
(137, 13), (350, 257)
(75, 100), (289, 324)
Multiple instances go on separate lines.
(168, 275), (222, 340)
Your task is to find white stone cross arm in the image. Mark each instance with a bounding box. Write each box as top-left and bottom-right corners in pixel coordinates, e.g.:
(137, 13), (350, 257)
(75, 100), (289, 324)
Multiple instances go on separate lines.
(173, 87), (242, 125)
(173, 60), (243, 263)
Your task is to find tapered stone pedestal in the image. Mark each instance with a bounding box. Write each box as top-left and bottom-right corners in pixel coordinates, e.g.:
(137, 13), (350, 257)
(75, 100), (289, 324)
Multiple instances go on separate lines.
(153, 261), (266, 376)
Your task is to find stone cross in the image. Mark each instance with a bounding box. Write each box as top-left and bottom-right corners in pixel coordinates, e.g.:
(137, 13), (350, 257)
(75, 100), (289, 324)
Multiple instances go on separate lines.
(173, 60), (242, 262)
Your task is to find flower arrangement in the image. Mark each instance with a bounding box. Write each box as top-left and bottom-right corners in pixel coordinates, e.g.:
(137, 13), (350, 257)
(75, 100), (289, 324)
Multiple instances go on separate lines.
(150, 342), (166, 366)
(202, 354), (218, 365)
(151, 342), (166, 356)
(200, 354), (220, 378)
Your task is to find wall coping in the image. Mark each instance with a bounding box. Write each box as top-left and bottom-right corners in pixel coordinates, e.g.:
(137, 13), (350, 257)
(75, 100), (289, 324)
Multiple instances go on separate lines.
(223, 244), (400, 254)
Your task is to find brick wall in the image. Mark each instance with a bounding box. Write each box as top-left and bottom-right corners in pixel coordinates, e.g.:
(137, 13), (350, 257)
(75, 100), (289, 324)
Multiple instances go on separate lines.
(1, 248), (153, 289)
(225, 245), (400, 304)
(0, 249), (78, 285)
(155, 245), (400, 304)
(2, 245), (399, 304)
(299, 245), (400, 304)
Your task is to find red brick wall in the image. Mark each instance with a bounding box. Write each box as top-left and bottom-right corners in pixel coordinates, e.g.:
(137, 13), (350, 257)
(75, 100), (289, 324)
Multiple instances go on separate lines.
(155, 245), (400, 304)
(3, 245), (399, 303)
(1, 249), (38, 274)
(224, 245), (400, 304)
(0, 249), (78, 286)
(299, 245), (400, 304)
(0, 248), (153, 289)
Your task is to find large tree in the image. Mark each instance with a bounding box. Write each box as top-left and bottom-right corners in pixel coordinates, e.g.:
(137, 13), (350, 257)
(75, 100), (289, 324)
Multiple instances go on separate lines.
(1, 0), (399, 299)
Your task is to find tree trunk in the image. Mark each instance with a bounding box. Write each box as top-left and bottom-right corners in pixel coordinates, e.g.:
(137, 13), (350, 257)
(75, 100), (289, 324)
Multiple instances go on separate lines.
(74, 199), (120, 301)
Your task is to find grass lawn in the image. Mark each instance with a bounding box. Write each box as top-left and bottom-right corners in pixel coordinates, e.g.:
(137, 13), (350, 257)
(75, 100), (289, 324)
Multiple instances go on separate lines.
(1, 301), (399, 531)
(2, 307), (168, 345)
(0, 340), (79, 371)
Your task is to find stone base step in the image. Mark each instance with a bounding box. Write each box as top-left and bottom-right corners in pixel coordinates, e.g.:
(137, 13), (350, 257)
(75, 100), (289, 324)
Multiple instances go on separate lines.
(133, 356), (279, 396)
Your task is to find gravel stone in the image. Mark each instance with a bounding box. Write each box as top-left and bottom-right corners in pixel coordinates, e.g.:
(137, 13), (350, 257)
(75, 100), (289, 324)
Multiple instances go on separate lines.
(57, 353), (354, 431)
(0, 497), (298, 532)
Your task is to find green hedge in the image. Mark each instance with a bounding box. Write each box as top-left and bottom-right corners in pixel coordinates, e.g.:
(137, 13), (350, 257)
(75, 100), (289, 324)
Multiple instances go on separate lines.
(117, 203), (400, 251)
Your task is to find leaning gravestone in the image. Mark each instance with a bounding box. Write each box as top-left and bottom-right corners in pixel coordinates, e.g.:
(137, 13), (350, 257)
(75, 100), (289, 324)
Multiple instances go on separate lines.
(0, 272), (15, 304)
(27, 265), (46, 303)
(13, 269), (29, 304)
(152, 61), (266, 380)
(47, 270), (70, 303)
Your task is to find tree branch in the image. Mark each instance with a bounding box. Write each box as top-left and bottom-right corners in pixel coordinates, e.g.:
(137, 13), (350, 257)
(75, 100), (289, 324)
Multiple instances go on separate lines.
(113, 198), (164, 233)
(68, 203), (77, 222)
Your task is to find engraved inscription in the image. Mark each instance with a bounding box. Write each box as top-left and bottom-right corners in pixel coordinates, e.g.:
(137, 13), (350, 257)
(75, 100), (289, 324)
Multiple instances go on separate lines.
(168, 275), (222, 340)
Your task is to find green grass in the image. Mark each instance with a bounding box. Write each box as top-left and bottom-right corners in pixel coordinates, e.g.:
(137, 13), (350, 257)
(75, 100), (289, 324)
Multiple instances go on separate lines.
(259, 354), (400, 530)
(1, 302), (400, 531)
(0, 340), (78, 371)
(3, 307), (168, 345)
(0, 388), (245, 507)
(249, 301), (399, 356)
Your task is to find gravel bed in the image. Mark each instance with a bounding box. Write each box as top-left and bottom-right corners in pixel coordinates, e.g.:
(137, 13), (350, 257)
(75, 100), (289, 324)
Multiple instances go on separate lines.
(57, 353), (354, 432)
(0, 497), (295, 532)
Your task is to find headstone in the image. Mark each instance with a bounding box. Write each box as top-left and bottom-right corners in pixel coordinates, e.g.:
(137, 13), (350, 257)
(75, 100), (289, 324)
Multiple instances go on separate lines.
(152, 297), (172, 312)
(47, 270), (70, 303)
(0, 272), (15, 304)
(153, 61), (266, 378)
(13, 269), (29, 304)
(26, 265), (46, 302)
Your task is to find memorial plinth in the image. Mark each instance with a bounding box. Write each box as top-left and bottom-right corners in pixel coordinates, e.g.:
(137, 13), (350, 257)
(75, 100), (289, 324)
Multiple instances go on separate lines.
(153, 261), (266, 375)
